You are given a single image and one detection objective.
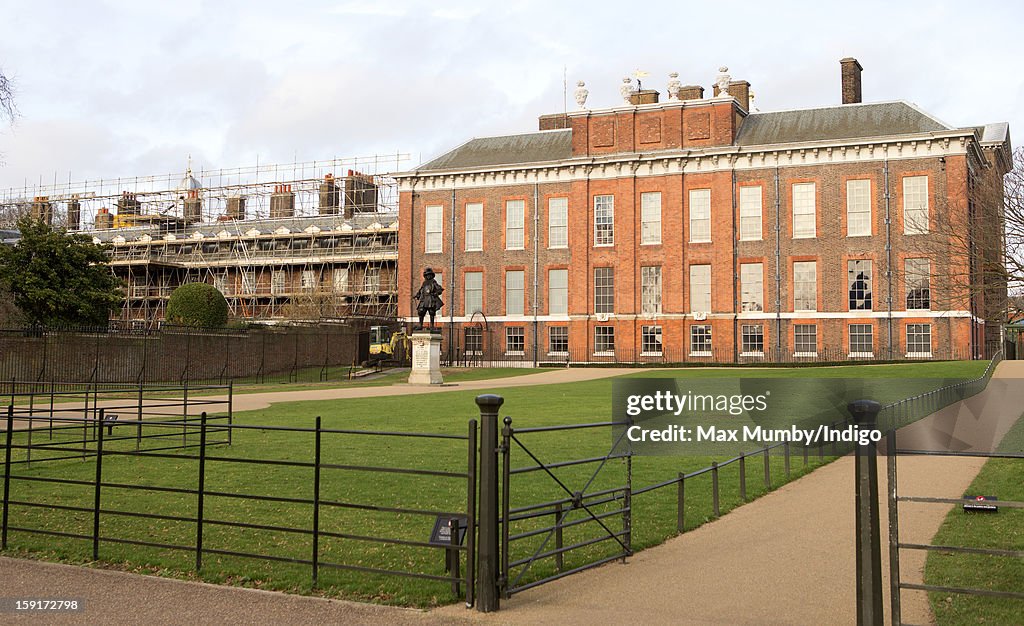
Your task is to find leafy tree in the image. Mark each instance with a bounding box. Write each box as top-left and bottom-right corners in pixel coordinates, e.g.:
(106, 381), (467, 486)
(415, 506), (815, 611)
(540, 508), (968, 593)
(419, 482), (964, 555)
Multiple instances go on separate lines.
(0, 218), (123, 327)
(166, 282), (228, 328)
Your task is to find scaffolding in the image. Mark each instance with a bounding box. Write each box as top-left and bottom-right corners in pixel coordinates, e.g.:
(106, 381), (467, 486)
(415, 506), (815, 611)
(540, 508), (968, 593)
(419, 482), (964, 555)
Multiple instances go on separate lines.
(1, 155), (408, 326)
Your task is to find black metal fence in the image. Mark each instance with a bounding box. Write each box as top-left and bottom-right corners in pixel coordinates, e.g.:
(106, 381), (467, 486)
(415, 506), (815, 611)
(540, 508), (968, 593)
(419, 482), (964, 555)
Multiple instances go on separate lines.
(0, 325), (367, 386)
(0, 352), (1005, 612)
(1, 409), (478, 603)
(3, 381), (232, 465)
(886, 437), (1024, 622)
(448, 344), (982, 369)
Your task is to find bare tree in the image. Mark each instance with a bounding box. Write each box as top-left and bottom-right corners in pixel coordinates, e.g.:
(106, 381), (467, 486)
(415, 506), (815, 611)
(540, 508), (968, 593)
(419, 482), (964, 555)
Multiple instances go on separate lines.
(0, 68), (15, 124)
(902, 147), (1020, 328)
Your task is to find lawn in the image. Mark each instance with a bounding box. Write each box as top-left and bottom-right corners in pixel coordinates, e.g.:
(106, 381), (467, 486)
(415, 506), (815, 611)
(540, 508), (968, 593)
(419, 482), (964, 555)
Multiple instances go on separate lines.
(925, 409), (1024, 624)
(0, 360), (988, 607)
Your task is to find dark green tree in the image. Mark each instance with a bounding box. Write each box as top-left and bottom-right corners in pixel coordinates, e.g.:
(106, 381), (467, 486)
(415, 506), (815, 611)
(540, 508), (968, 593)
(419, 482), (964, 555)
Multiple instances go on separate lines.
(0, 218), (123, 327)
(166, 282), (228, 328)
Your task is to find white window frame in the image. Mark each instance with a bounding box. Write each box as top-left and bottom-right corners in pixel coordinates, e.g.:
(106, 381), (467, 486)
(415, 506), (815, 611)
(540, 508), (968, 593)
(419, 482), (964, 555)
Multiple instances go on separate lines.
(849, 324), (874, 357)
(689, 189), (711, 243)
(548, 326), (569, 355)
(595, 267), (614, 314)
(905, 258), (931, 311)
(740, 324), (764, 356)
(793, 261), (817, 312)
(848, 260), (873, 311)
(548, 269), (568, 316)
(689, 325), (712, 356)
(271, 270), (286, 296)
(740, 263), (764, 312)
(464, 272), (483, 316)
(425, 205), (443, 253)
(594, 195), (614, 246)
(301, 270), (317, 291)
(594, 326), (615, 355)
(505, 326), (525, 355)
(464, 327), (483, 355)
(641, 325), (663, 356)
(505, 270), (525, 316)
(739, 186), (763, 241)
(846, 179), (871, 237)
(641, 266), (662, 315)
(794, 324), (817, 357)
(640, 192), (662, 245)
(548, 197), (568, 249)
(689, 265), (711, 313)
(465, 202), (483, 252)
(792, 182), (816, 238)
(505, 200), (525, 250)
(363, 266), (380, 292)
(903, 176), (929, 235)
(906, 323), (932, 357)
(333, 267), (348, 292)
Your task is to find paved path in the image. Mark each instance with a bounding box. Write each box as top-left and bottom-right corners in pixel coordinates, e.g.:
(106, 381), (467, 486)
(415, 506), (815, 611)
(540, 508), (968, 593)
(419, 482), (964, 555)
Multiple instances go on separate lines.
(3, 363), (1022, 625)
(223, 367), (646, 412)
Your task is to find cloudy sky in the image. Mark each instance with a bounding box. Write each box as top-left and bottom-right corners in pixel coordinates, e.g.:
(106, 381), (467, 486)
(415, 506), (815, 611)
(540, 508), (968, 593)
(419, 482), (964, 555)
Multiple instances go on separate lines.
(0, 0), (1021, 190)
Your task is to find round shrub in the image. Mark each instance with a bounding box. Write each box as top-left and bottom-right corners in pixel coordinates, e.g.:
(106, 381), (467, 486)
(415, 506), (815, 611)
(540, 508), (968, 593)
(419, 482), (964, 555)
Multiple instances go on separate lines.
(166, 282), (228, 328)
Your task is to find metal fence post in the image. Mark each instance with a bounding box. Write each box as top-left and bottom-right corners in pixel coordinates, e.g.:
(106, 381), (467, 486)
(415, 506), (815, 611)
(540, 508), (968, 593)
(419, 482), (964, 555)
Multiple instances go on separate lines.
(676, 472), (685, 533)
(93, 408), (105, 561)
(886, 428), (901, 626)
(2, 405), (13, 550)
(711, 461), (720, 517)
(466, 419), (477, 608)
(475, 394), (503, 613)
(312, 416), (321, 588)
(763, 445), (771, 490)
(196, 412), (207, 571)
(739, 453), (747, 501)
(850, 399), (883, 626)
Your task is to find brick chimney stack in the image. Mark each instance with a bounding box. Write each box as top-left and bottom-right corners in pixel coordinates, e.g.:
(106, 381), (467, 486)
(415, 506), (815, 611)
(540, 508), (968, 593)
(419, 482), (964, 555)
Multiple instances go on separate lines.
(841, 57), (863, 104)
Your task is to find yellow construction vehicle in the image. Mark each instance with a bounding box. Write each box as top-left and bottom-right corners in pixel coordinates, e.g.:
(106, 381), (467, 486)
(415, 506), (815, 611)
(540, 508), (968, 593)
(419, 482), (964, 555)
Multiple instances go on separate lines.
(368, 325), (410, 365)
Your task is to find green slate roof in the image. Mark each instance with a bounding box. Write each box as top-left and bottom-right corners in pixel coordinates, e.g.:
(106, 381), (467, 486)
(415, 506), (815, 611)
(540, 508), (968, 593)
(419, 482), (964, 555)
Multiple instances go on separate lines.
(415, 101), (987, 172)
(417, 129), (572, 172)
(735, 101), (952, 146)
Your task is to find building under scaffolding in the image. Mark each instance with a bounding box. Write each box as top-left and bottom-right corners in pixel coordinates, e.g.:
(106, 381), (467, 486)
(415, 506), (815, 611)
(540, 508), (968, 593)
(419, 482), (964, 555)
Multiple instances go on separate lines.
(0, 156), (406, 326)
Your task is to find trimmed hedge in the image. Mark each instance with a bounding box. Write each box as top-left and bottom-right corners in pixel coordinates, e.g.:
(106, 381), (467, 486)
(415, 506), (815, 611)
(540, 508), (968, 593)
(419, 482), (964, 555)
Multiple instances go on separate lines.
(166, 282), (228, 328)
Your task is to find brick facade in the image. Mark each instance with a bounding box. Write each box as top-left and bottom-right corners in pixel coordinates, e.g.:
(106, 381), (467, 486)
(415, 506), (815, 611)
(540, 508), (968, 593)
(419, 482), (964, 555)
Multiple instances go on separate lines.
(397, 64), (1010, 364)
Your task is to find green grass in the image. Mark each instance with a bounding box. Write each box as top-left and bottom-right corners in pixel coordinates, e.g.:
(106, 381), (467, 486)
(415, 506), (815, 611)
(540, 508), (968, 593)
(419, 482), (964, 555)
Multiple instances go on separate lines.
(925, 410), (1024, 625)
(0, 360), (987, 607)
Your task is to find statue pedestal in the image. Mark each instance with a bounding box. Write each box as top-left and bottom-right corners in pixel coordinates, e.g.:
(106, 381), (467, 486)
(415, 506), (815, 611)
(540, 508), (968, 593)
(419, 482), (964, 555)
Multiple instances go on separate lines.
(409, 331), (444, 385)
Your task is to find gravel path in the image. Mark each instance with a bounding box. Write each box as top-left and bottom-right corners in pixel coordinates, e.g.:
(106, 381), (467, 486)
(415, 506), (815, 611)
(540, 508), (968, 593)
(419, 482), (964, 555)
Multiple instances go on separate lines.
(3, 363), (1021, 625)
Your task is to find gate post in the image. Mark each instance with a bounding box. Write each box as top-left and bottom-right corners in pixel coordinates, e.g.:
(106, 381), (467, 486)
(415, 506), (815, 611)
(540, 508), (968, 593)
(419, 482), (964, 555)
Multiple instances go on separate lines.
(475, 394), (504, 613)
(849, 399), (883, 626)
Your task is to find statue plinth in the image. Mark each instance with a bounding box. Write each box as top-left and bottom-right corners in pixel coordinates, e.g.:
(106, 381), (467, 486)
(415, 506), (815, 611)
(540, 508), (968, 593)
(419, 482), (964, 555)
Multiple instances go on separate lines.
(409, 331), (444, 385)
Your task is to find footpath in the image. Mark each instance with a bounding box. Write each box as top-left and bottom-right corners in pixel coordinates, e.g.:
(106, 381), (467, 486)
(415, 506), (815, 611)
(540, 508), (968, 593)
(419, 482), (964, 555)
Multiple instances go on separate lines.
(3, 363), (1023, 625)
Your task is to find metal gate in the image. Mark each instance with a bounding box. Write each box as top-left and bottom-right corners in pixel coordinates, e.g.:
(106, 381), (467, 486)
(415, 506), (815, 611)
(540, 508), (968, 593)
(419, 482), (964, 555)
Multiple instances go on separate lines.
(498, 414), (632, 597)
(886, 431), (1024, 623)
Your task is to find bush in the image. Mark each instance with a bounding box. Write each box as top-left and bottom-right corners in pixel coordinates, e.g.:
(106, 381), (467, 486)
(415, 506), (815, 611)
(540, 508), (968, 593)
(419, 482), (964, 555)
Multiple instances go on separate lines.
(166, 283), (228, 328)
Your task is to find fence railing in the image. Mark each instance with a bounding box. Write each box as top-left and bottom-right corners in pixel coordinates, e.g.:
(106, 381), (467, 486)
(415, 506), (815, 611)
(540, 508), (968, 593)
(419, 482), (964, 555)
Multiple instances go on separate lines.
(446, 343), (982, 368)
(1, 410), (478, 603)
(0, 325), (365, 386)
(878, 350), (1003, 432)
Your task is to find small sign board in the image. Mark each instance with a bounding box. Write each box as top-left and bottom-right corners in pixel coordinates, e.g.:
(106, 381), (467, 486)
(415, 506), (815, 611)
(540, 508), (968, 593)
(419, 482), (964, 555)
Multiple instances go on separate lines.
(963, 495), (999, 512)
(428, 515), (468, 547)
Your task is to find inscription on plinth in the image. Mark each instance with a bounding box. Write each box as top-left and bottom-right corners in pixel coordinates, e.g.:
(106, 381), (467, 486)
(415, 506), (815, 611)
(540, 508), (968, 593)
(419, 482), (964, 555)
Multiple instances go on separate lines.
(409, 332), (443, 385)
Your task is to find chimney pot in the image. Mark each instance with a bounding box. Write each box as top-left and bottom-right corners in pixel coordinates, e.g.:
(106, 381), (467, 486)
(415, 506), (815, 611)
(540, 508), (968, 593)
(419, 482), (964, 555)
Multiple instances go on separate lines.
(840, 57), (863, 104)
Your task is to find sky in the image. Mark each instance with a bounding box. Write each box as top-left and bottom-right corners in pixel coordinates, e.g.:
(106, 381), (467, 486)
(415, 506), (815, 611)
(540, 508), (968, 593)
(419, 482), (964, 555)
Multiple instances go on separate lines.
(0, 0), (1021, 191)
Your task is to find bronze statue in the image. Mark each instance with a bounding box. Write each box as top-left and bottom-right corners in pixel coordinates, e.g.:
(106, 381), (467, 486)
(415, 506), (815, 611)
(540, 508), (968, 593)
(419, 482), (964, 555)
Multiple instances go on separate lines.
(414, 267), (444, 329)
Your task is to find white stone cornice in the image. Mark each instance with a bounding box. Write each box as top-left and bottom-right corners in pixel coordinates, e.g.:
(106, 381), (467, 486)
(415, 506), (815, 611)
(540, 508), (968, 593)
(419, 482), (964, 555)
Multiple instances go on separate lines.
(396, 130), (978, 192)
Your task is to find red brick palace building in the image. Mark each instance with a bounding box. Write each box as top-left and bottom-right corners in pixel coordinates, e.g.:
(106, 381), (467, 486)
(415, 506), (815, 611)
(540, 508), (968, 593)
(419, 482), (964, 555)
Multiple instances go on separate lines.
(397, 59), (1011, 364)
